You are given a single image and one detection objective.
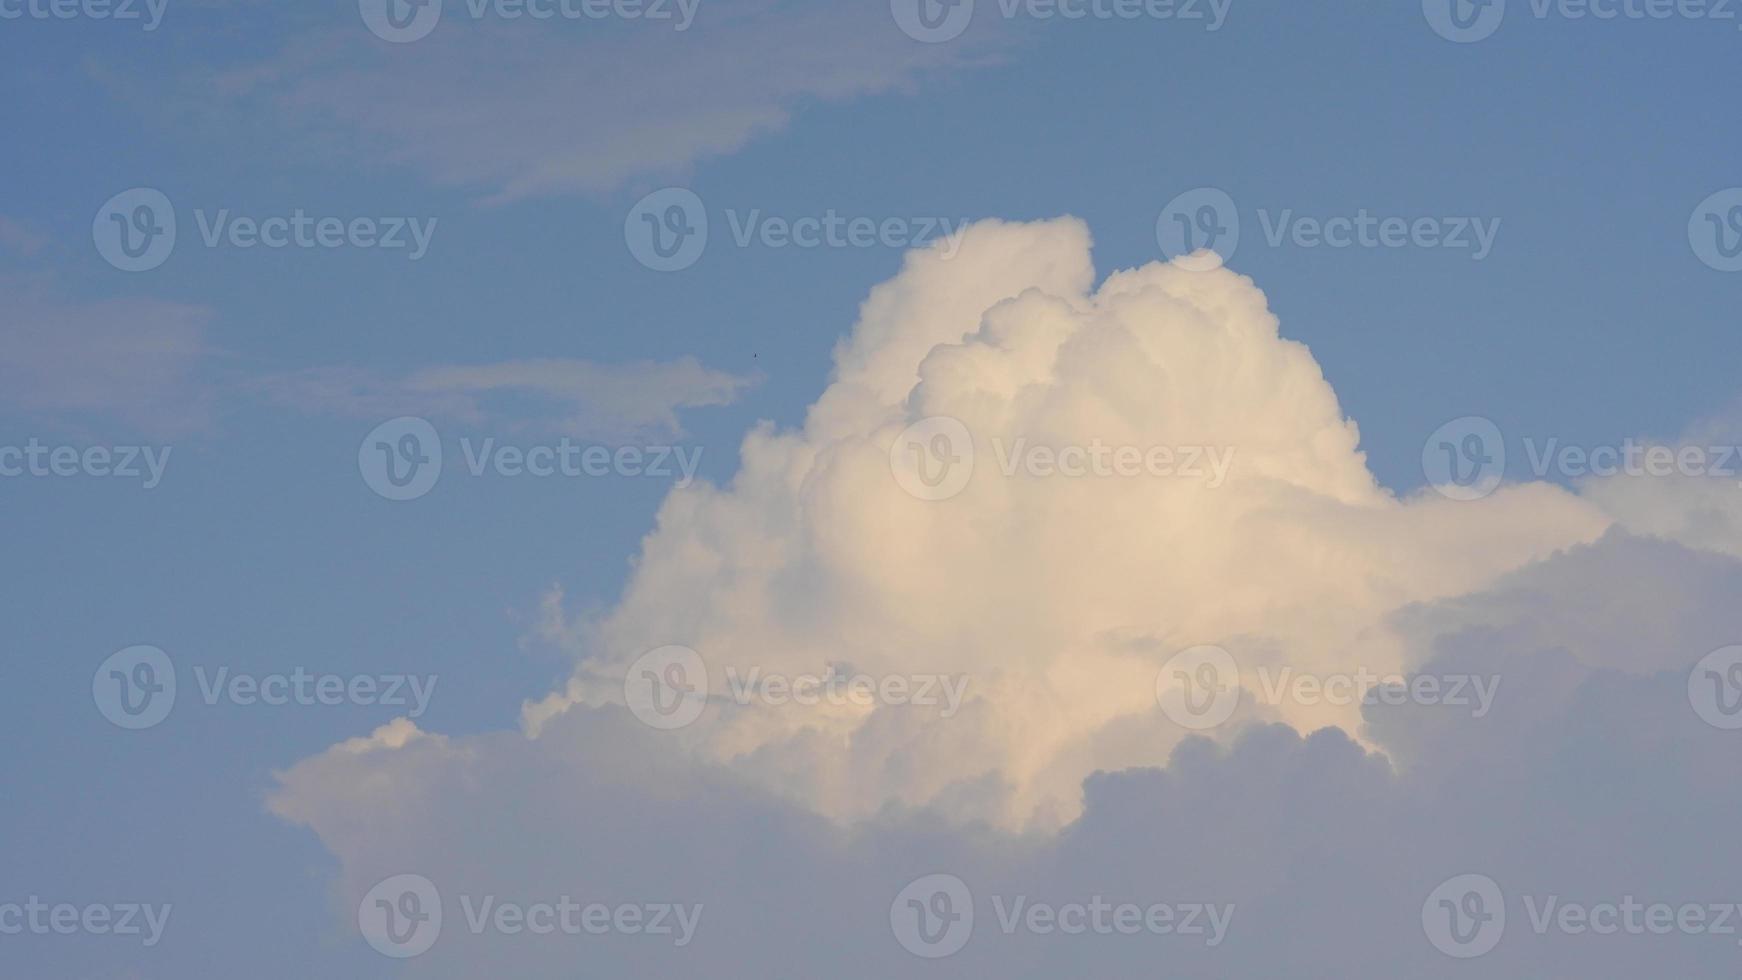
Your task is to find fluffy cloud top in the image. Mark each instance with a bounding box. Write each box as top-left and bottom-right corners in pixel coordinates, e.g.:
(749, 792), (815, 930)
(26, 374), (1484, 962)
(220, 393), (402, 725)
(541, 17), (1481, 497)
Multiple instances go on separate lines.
(527, 216), (1607, 825)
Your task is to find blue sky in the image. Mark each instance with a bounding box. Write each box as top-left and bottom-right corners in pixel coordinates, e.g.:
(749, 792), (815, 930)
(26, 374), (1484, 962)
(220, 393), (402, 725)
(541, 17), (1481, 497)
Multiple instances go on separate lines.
(4, 1), (1742, 977)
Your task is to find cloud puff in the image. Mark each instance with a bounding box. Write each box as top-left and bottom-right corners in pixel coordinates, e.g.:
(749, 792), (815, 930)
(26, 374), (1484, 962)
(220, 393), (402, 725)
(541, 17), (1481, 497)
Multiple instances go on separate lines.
(268, 218), (1742, 977)
(1577, 412), (1742, 560)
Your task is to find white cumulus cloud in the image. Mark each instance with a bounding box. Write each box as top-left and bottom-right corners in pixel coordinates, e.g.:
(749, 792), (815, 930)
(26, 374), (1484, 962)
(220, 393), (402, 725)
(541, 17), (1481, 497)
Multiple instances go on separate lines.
(266, 218), (1742, 978)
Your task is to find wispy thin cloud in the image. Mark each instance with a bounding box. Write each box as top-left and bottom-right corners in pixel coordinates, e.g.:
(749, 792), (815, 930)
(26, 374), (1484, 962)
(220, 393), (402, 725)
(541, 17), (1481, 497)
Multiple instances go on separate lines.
(0, 281), (219, 438)
(132, 2), (1011, 204)
(250, 356), (757, 441)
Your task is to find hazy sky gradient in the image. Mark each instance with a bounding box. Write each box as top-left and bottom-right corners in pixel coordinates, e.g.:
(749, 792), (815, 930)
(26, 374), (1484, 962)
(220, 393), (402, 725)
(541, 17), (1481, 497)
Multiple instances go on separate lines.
(3, 1), (1741, 976)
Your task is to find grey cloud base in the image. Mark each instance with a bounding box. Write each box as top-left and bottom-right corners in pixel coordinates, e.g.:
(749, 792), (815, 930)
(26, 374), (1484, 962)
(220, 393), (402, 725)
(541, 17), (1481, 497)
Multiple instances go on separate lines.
(269, 530), (1742, 978)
